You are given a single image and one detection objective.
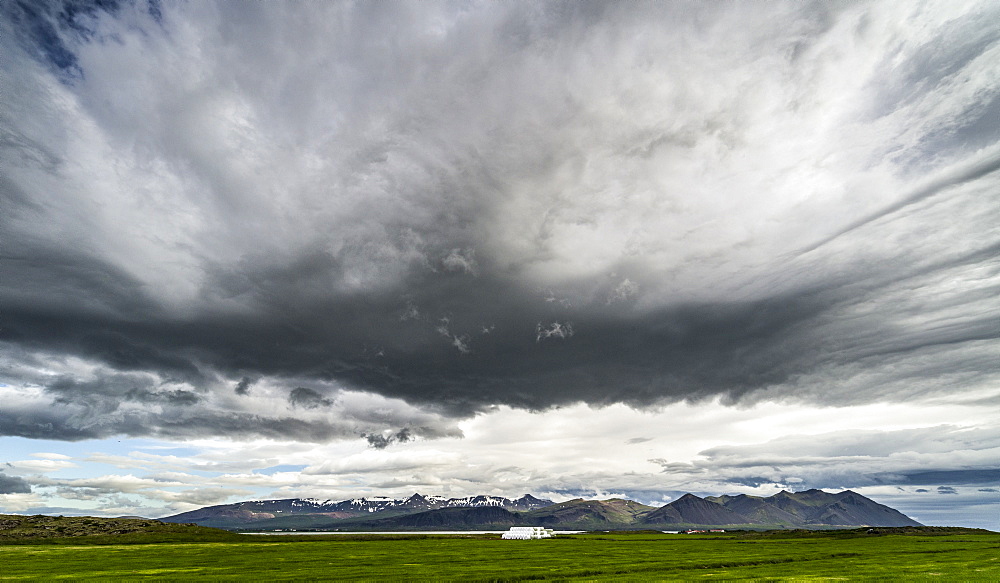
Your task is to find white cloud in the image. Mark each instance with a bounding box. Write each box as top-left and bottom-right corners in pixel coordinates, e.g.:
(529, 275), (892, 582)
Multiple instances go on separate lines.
(304, 449), (463, 476)
(30, 453), (72, 461)
(442, 248), (478, 275)
(607, 278), (638, 304)
(0, 493), (47, 513)
(6, 459), (77, 474)
(536, 321), (574, 342)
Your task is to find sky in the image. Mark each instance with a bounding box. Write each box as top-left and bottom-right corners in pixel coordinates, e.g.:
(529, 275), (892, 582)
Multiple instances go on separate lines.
(0, 0), (998, 529)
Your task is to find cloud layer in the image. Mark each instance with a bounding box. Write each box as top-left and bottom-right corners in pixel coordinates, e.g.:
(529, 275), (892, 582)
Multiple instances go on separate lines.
(1, 1), (998, 446)
(2, 401), (997, 527)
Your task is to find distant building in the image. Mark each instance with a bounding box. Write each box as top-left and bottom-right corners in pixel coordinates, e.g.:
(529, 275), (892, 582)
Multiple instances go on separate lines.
(502, 526), (554, 539)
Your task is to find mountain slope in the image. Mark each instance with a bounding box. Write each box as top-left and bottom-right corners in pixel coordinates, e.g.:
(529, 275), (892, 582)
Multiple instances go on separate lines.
(704, 494), (804, 525)
(767, 489), (831, 519)
(522, 498), (655, 528)
(809, 490), (921, 527)
(642, 493), (750, 526)
(360, 506), (520, 529)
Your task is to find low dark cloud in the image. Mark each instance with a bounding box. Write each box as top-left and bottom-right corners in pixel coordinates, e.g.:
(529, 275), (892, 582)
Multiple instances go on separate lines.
(234, 376), (256, 396)
(0, 472), (31, 494)
(288, 388), (332, 410)
(364, 428), (413, 450)
(42, 371), (201, 414)
(0, 1), (997, 442)
(937, 486), (958, 495)
(5, 260), (996, 421)
(0, 394), (459, 443)
(724, 477), (775, 488)
(902, 470), (1000, 486)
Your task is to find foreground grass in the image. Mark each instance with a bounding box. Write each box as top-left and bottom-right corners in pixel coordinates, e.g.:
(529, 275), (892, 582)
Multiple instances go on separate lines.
(1, 531), (998, 581)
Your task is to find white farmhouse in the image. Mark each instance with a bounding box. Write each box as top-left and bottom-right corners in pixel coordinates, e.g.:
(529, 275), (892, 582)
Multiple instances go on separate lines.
(501, 526), (554, 539)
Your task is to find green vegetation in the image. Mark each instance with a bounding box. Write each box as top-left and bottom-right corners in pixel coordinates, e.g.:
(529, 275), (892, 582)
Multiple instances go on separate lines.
(1, 524), (998, 580)
(0, 514), (244, 545)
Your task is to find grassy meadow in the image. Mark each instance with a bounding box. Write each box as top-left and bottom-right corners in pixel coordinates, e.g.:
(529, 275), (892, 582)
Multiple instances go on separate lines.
(1, 529), (998, 581)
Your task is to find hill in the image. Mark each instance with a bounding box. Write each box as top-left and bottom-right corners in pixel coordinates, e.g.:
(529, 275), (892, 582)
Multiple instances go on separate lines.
(0, 514), (244, 544)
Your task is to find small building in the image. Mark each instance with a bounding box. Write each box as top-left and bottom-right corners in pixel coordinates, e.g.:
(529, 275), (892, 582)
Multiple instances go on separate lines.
(502, 526), (554, 539)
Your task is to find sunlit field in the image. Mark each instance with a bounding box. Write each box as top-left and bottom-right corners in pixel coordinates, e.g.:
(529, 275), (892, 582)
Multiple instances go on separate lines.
(2, 531), (998, 581)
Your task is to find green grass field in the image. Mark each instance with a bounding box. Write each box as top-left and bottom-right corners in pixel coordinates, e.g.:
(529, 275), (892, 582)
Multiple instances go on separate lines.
(1, 531), (998, 581)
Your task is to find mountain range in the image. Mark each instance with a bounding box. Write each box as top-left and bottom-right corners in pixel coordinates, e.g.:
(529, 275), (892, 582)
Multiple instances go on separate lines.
(162, 489), (921, 531)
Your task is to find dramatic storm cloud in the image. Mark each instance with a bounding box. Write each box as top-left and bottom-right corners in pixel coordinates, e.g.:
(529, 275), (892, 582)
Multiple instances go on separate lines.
(1, 1), (998, 526)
